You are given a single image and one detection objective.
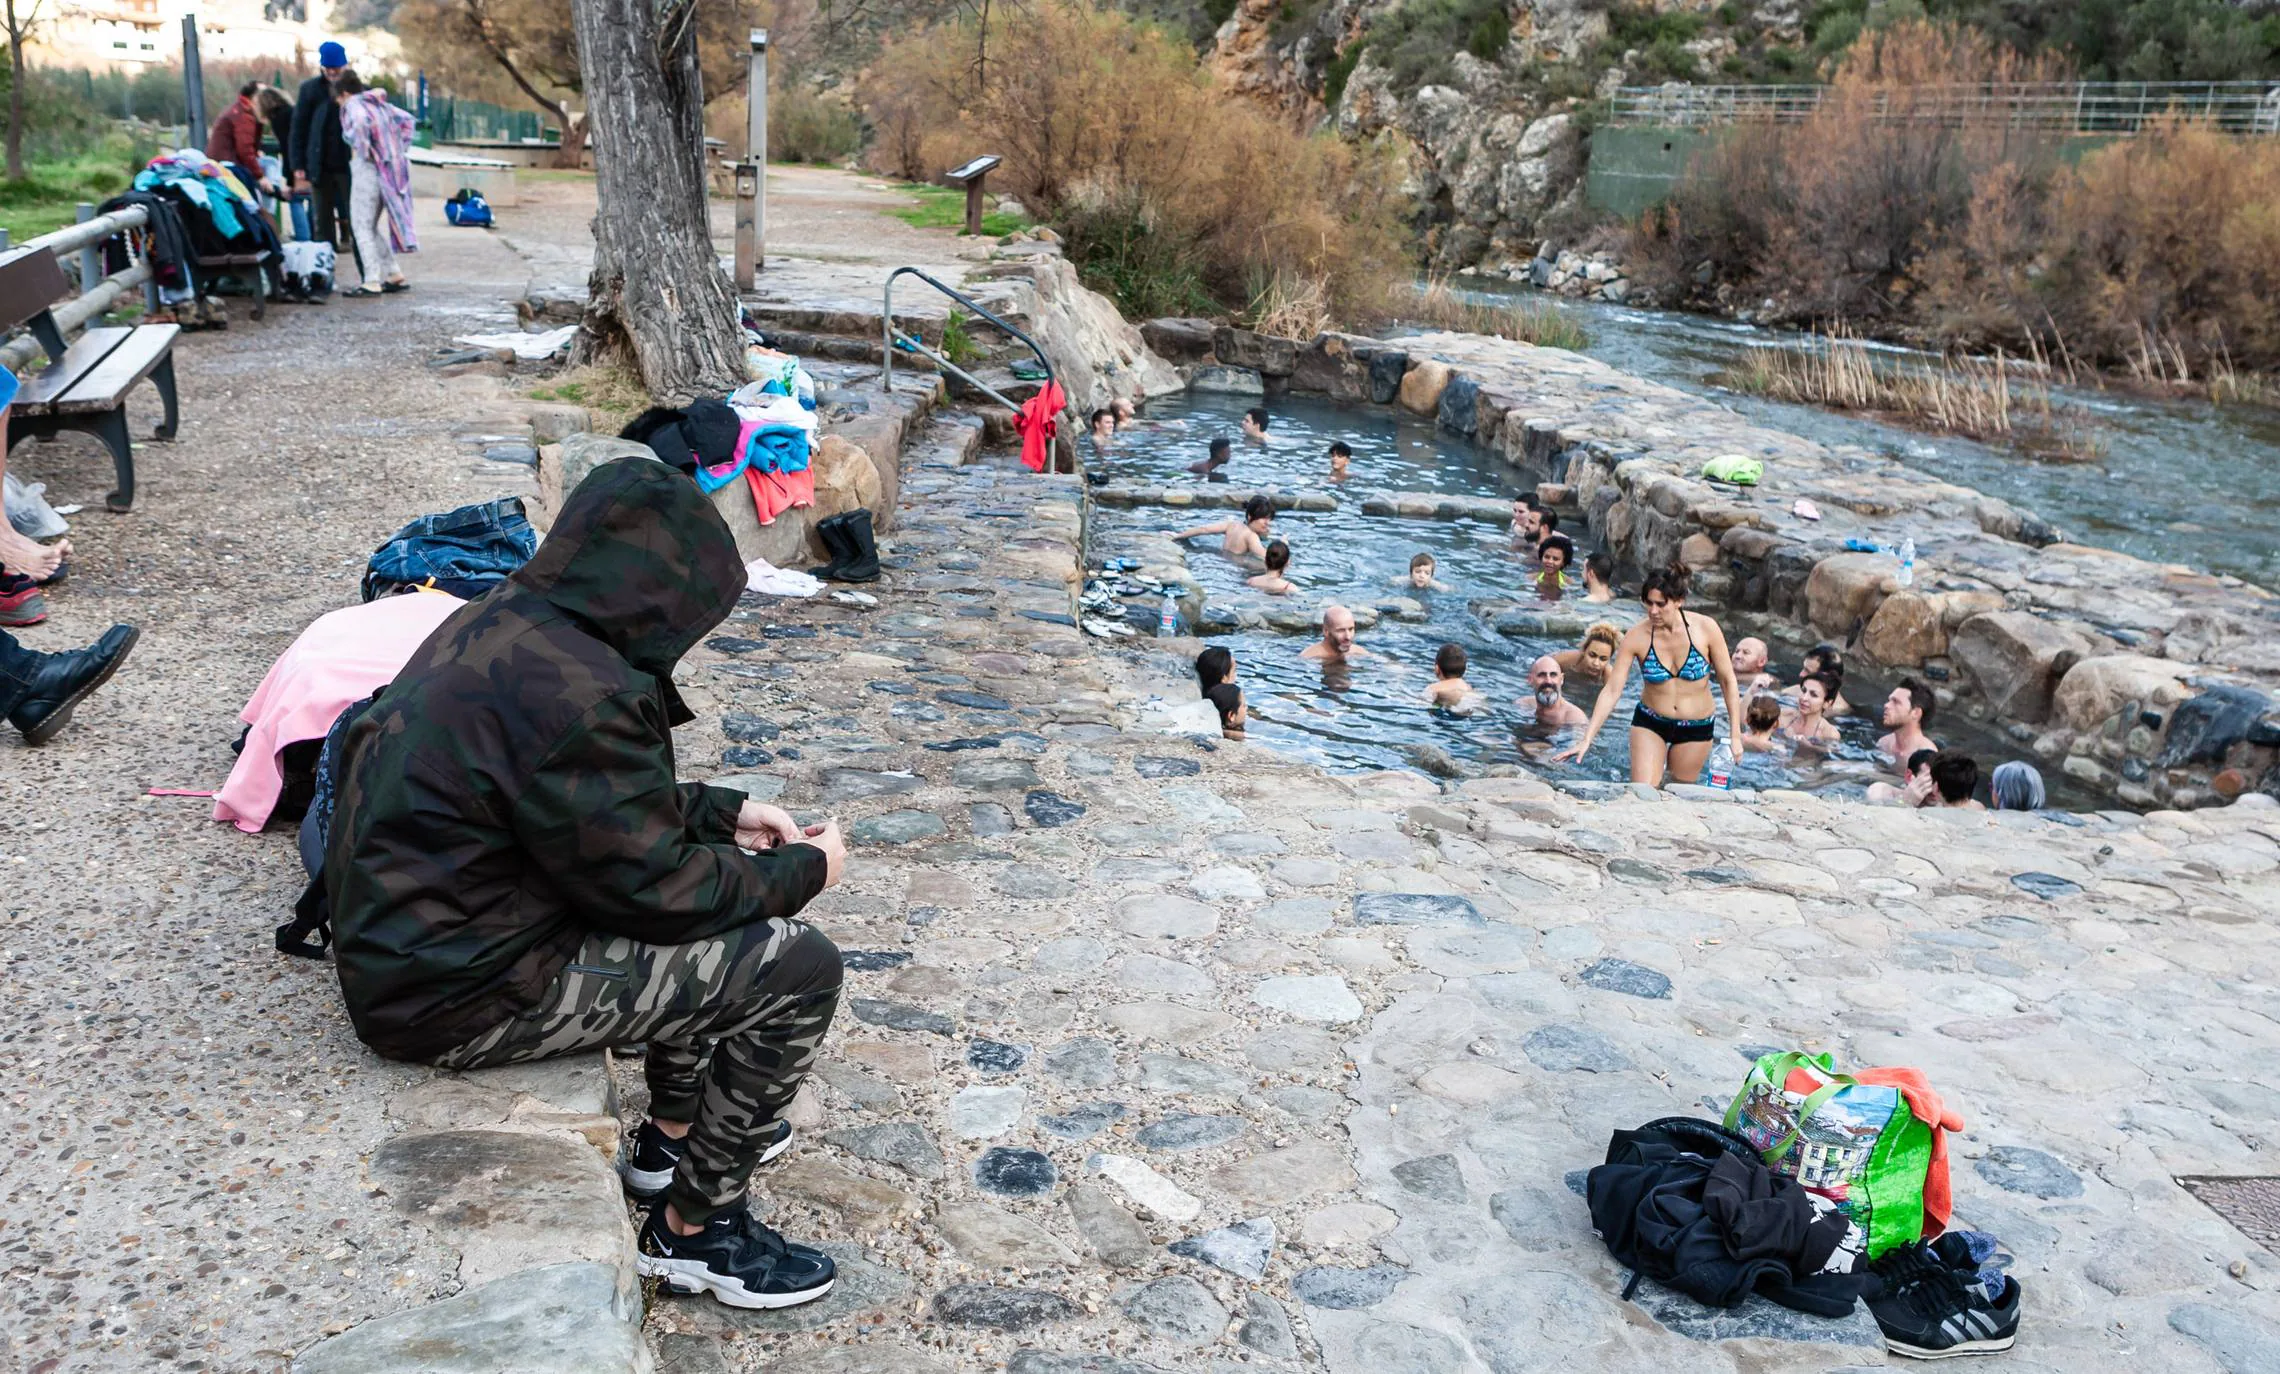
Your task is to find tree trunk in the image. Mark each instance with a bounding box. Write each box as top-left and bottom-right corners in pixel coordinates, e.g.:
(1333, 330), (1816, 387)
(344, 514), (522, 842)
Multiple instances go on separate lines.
(550, 112), (588, 170)
(569, 0), (744, 403)
(7, 6), (27, 183)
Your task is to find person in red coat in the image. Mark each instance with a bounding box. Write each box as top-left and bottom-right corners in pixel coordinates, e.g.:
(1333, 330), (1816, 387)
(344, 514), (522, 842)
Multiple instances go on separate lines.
(204, 82), (272, 195)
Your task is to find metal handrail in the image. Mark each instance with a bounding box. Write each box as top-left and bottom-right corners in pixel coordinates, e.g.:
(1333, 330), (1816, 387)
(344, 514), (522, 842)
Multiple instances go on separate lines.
(1605, 80), (2280, 135)
(1, 203), (158, 375)
(880, 266), (1054, 413)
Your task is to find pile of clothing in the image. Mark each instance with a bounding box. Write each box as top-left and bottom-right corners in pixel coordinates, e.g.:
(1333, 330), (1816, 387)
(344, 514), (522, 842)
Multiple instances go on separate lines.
(622, 348), (820, 528)
(1587, 1058), (2022, 1362)
(107, 149), (286, 316)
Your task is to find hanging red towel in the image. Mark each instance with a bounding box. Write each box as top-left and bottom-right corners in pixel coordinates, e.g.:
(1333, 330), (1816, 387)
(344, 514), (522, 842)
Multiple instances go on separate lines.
(743, 466), (815, 526)
(1014, 380), (1066, 473)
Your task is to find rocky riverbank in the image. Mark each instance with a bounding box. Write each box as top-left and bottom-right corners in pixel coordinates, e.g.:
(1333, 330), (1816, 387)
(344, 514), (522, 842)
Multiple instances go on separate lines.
(1140, 319), (2280, 812)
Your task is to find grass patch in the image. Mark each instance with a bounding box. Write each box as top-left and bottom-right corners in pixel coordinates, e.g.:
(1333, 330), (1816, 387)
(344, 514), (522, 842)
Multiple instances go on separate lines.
(0, 151), (138, 243)
(527, 361), (649, 435)
(941, 310), (984, 366)
(885, 182), (1032, 238)
(1721, 327), (2103, 461)
(1387, 277), (1592, 350)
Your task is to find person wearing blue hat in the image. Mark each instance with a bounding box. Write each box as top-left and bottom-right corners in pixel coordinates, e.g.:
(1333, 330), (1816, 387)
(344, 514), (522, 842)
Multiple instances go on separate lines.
(0, 368), (139, 743)
(289, 40), (360, 274)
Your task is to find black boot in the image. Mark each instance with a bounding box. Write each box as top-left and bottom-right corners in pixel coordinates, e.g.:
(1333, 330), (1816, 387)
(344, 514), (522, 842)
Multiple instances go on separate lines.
(826, 509), (880, 583)
(805, 514), (853, 580)
(8, 624), (139, 745)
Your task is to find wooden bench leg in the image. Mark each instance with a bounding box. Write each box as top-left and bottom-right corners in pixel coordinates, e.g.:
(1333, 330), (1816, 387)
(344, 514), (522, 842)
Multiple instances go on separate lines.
(150, 353), (181, 441)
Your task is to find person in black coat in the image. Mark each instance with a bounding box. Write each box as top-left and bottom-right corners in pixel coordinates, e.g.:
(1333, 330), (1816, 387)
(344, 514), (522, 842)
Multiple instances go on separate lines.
(287, 40), (357, 268)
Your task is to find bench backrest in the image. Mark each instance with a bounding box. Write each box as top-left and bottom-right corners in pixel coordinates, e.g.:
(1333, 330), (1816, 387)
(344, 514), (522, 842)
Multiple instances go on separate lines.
(0, 247), (70, 334)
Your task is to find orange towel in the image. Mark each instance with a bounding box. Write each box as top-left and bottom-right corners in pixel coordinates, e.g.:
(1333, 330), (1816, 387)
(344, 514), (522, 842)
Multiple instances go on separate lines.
(1015, 380), (1066, 473)
(742, 466), (815, 526)
(1857, 1065), (1965, 1240)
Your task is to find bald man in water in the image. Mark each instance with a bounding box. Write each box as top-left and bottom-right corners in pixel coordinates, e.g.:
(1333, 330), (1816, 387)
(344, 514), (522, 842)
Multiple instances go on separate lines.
(1733, 636), (1778, 691)
(1301, 605), (1370, 663)
(1523, 655), (1588, 727)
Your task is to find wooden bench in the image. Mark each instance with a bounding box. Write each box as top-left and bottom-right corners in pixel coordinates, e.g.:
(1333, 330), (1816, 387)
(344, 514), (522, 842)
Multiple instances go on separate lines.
(1, 245), (179, 513)
(191, 251), (269, 321)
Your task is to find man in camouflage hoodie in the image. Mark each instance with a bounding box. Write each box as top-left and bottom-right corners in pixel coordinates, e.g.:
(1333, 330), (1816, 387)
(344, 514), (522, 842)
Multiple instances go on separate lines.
(326, 456), (848, 1309)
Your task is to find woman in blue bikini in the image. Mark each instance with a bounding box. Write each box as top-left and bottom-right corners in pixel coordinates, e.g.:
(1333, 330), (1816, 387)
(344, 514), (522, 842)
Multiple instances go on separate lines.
(1553, 566), (1746, 785)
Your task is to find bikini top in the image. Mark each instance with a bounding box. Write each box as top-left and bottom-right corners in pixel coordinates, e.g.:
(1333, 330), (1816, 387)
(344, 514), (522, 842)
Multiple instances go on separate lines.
(1640, 615), (1710, 684)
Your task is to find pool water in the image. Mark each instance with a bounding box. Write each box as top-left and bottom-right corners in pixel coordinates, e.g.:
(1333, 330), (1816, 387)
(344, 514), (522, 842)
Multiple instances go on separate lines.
(1088, 389), (2095, 807)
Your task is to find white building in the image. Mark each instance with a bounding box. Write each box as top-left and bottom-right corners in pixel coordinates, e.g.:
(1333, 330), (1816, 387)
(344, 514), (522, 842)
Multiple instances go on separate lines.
(33, 1), (396, 74)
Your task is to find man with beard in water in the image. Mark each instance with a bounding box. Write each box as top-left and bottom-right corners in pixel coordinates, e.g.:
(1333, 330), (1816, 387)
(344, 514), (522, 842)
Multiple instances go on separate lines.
(1522, 655), (1588, 729)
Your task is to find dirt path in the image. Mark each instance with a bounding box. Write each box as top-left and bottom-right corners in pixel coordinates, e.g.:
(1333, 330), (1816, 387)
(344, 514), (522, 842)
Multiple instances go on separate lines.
(0, 206), (547, 1374)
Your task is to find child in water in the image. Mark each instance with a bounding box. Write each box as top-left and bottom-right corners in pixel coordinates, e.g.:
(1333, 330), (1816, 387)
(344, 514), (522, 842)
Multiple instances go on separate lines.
(1197, 645), (1247, 739)
(1739, 695), (1784, 753)
(1423, 643), (1478, 711)
(1394, 551), (1451, 593)
(1248, 539), (1295, 595)
(1328, 441), (1352, 482)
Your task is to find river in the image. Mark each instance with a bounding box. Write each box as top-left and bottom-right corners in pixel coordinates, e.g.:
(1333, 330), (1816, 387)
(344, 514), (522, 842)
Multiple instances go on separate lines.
(1449, 279), (2280, 590)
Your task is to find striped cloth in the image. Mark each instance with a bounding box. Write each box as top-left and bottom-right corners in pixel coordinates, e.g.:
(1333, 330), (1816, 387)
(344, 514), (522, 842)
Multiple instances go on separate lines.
(341, 91), (419, 255)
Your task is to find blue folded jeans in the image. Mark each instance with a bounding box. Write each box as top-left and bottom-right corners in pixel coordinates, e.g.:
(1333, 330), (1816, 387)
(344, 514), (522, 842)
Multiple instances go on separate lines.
(361, 497), (539, 602)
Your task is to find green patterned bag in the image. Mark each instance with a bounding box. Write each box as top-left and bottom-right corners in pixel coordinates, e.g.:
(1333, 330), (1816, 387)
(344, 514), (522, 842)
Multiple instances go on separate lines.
(1724, 1050), (1935, 1258)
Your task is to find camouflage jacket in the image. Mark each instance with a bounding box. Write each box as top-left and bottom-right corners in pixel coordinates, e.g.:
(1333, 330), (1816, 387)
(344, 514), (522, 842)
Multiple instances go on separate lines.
(325, 457), (826, 1061)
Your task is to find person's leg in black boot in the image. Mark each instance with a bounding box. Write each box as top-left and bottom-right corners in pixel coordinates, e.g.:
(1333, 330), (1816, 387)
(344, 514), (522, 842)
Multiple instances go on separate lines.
(3, 624), (139, 745)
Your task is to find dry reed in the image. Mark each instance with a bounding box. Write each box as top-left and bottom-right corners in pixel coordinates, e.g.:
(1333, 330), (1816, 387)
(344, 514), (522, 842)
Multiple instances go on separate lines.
(1389, 277), (1593, 351)
(1723, 327), (2103, 462)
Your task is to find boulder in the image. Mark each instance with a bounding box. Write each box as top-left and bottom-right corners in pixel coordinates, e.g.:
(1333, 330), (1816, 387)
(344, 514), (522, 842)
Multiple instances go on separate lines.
(1937, 588), (2006, 629)
(1142, 317), (1218, 363)
(1368, 349), (1409, 405)
(1802, 553), (1898, 638)
(1399, 360), (1453, 416)
(534, 434), (658, 531)
(1676, 532), (1720, 571)
(1291, 333), (1373, 402)
(1191, 366), (1265, 396)
(1950, 611), (2093, 724)
(1212, 326), (1299, 377)
(528, 403), (590, 443)
(1436, 374), (1482, 438)
(1862, 591), (1946, 666)
(808, 434), (884, 529)
(2160, 683), (2274, 766)
(2050, 655), (2193, 733)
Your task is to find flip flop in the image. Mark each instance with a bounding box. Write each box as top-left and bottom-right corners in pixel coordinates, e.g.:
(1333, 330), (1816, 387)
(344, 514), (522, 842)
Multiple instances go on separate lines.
(343, 285), (385, 298)
(382, 280), (411, 294)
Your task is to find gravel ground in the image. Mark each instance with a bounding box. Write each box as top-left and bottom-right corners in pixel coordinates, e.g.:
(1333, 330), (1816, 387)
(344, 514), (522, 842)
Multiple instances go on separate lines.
(0, 206), (544, 1374)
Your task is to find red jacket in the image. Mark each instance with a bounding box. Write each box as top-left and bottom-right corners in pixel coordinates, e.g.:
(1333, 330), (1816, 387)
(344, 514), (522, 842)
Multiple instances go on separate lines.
(205, 96), (262, 176)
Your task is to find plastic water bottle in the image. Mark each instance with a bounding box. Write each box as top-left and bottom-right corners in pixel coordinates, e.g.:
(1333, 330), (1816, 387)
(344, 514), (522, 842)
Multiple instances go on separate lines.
(1707, 742), (1735, 790)
(1896, 536), (1916, 589)
(1159, 589), (1179, 636)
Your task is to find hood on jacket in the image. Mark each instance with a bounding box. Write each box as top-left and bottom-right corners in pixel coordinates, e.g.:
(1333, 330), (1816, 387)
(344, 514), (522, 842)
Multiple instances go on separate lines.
(511, 455), (745, 683)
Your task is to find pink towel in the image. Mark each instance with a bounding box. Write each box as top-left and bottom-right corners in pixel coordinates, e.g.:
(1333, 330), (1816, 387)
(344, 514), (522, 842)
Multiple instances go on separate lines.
(213, 592), (463, 832)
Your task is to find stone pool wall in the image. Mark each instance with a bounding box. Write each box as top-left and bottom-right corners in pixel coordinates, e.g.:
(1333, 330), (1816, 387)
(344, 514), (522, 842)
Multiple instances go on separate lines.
(1144, 320), (2280, 811)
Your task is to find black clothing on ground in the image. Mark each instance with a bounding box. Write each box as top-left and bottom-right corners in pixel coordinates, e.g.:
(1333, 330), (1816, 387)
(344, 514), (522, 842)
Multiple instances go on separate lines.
(1586, 1116), (1873, 1317)
(619, 399), (741, 477)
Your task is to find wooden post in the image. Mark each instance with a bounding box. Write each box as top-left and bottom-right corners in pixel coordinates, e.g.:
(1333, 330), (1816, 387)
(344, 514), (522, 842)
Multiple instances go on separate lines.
(181, 16), (207, 147)
(964, 171), (986, 237)
(735, 28), (767, 288)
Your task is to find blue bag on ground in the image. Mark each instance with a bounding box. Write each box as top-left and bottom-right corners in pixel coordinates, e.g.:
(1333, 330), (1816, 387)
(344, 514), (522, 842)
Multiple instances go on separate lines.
(444, 189), (494, 228)
(361, 497), (537, 602)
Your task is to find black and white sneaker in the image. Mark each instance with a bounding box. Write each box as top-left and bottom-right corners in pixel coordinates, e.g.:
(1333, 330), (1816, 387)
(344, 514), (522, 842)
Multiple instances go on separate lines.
(636, 1200), (835, 1309)
(1868, 1236), (2021, 1359)
(619, 1119), (795, 1200)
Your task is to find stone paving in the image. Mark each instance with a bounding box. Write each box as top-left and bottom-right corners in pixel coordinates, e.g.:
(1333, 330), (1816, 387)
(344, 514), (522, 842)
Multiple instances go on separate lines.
(635, 425), (2280, 1372)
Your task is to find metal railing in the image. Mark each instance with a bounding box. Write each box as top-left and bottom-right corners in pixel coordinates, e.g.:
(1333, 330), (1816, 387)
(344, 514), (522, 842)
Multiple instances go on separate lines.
(0, 204), (158, 375)
(879, 266), (1053, 413)
(1605, 81), (2280, 135)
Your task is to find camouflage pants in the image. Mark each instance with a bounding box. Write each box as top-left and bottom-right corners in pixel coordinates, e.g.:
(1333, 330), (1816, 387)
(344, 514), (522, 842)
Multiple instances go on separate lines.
(432, 918), (841, 1224)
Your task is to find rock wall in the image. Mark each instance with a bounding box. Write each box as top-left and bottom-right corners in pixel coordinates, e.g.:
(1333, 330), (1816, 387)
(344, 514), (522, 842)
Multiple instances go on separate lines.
(1160, 320), (2280, 809)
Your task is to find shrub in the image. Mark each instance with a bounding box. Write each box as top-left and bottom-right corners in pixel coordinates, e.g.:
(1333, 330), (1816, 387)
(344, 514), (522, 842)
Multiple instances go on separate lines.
(769, 81), (864, 165)
(1361, 0), (1510, 92)
(855, 1), (1405, 321)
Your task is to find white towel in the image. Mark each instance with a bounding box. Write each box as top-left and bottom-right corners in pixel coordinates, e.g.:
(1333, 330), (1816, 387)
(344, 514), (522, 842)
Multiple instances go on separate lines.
(745, 557), (822, 598)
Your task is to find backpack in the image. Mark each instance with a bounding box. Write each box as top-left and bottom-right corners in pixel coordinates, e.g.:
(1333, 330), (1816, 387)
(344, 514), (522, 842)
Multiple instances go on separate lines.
(444, 188), (494, 228)
(281, 239), (334, 297)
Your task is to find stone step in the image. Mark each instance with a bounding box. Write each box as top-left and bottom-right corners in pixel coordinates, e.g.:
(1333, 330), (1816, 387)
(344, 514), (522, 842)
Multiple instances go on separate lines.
(1091, 483), (1339, 514)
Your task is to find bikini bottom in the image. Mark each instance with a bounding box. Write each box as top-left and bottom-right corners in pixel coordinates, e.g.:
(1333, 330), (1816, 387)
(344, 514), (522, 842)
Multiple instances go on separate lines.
(1632, 702), (1716, 746)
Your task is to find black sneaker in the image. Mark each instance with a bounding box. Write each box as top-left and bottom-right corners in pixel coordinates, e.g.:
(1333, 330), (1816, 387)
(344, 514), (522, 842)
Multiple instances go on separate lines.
(636, 1200), (835, 1309)
(1868, 1237), (2020, 1359)
(619, 1118), (793, 1200)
